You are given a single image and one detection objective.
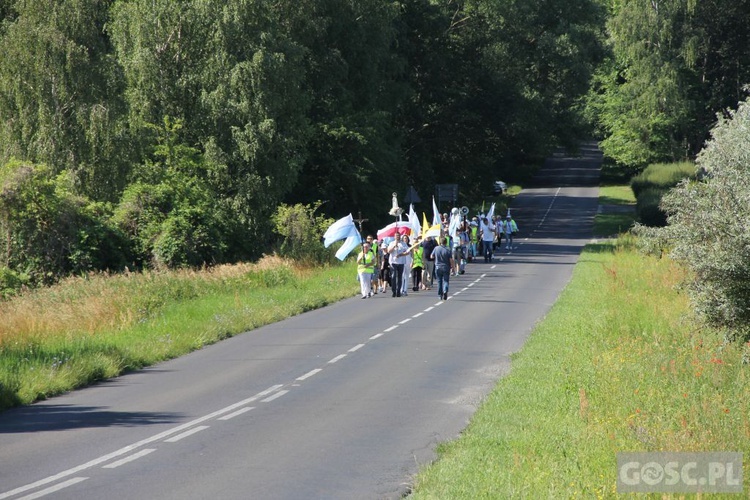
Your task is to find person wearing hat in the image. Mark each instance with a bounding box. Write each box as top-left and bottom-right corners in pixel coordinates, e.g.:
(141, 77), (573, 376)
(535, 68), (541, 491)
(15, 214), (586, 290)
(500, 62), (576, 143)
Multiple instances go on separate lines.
(503, 214), (519, 251)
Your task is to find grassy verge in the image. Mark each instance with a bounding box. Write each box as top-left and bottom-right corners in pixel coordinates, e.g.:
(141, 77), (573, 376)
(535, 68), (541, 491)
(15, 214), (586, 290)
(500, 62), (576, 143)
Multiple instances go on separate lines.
(410, 236), (749, 497)
(594, 184), (637, 238)
(0, 257), (356, 410)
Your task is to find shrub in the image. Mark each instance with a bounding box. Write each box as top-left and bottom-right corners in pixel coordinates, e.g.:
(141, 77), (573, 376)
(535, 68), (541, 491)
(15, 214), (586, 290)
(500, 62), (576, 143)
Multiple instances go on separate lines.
(0, 161), (128, 286)
(643, 97), (750, 338)
(0, 266), (28, 299)
(113, 119), (230, 269)
(272, 202), (338, 266)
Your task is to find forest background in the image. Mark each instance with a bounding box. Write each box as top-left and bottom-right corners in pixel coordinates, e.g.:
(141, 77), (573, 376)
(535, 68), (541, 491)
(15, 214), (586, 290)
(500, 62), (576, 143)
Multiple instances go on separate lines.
(0, 0), (748, 292)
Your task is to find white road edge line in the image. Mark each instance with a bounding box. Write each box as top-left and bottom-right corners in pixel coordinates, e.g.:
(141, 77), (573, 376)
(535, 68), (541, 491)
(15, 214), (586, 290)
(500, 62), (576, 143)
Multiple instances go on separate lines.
(102, 449), (157, 469)
(16, 477), (89, 500)
(164, 425), (210, 443)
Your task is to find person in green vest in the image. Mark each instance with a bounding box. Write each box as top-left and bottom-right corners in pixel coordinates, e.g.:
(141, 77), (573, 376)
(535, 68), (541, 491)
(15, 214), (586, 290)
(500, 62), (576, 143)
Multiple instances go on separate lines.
(469, 218), (479, 261)
(411, 242), (424, 292)
(366, 235), (379, 295)
(356, 242), (375, 298)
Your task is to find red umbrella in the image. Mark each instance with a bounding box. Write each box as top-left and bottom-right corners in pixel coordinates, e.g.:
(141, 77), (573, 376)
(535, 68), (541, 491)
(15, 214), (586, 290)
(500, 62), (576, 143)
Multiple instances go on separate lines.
(377, 221), (411, 240)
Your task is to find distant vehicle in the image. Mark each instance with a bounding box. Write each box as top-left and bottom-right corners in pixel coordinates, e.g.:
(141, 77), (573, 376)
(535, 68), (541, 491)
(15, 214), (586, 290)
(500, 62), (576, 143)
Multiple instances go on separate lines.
(492, 181), (507, 195)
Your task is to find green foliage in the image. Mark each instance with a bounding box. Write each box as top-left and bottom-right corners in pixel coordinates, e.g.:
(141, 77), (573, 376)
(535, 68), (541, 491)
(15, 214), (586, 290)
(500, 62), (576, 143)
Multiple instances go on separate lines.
(0, 160), (128, 285)
(271, 201), (337, 266)
(113, 118), (229, 269)
(588, 0), (750, 170)
(0, 0), (131, 201)
(0, 266), (28, 299)
(0, 0), (609, 280)
(642, 97), (750, 335)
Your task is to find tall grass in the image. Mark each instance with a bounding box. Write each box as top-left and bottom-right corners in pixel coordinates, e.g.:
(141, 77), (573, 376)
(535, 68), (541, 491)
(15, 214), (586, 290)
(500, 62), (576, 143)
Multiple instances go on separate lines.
(0, 256), (356, 410)
(411, 235), (750, 498)
(630, 161), (696, 198)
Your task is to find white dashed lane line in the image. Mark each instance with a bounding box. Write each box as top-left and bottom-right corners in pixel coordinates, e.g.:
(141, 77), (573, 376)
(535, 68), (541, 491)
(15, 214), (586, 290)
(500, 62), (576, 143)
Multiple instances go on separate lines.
(218, 407), (254, 421)
(102, 449), (157, 469)
(296, 369), (322, 381)
(164, 425), (210, 443)
(327, 354), (347, 364)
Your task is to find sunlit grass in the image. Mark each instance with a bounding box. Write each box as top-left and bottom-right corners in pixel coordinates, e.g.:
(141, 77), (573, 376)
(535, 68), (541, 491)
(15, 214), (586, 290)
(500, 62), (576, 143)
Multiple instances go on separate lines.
(594, 184), (636, 237)
(599, 184), (636, 205)
(0, 256), (356, 409)
(410, 235), (750, 498)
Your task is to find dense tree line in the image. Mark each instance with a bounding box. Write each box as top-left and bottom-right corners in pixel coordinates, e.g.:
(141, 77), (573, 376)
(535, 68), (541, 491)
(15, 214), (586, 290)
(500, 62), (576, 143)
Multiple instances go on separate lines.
(0, 0), (606, 287)
(587, 0), (750, 170)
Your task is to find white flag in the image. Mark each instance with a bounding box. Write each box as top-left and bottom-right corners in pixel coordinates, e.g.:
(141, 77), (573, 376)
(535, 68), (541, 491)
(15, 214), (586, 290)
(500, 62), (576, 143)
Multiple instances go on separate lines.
(486, 203), (496, 223)
(432, 196), (441, 226)
(408, 204), (421, 238)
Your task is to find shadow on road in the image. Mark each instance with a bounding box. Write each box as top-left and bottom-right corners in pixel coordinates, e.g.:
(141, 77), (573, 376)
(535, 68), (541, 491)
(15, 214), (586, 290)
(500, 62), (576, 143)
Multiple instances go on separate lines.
(0, 404), (181, 433)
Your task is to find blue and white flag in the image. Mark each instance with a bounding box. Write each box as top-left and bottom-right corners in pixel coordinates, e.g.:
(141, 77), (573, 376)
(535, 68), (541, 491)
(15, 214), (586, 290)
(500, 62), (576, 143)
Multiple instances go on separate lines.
(334, 230), (362, 260)
(323, 214), (362, 260)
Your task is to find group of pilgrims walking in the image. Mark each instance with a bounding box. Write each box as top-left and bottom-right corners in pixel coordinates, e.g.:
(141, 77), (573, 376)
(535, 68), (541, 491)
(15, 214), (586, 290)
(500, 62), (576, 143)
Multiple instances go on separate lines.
(356, 212), (518, 301)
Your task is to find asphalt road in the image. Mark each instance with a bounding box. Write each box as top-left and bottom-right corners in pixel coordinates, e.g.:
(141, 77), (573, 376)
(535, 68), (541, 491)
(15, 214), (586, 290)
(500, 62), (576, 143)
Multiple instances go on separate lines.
(0, 144), (602, 500)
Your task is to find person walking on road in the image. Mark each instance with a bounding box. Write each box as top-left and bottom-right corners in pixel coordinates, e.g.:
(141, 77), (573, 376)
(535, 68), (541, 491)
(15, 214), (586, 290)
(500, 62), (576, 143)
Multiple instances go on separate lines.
(480, 217), (495, 263)
(411, 243), (423, 292)
(431, 236), (454, 300)
(421, 235), (437, 290)
(503, 214), (518, 251)
(356, 242), (375, 298)
(387, 233), (408, 297)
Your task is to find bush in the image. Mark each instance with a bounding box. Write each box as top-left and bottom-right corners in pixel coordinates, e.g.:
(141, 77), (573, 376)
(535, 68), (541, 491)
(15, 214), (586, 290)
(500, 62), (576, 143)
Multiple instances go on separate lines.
(645, 98), (750, 337)
(0, 161), (128, 286)
(0, 266), (28, 299)
(271, 202), (338, 266)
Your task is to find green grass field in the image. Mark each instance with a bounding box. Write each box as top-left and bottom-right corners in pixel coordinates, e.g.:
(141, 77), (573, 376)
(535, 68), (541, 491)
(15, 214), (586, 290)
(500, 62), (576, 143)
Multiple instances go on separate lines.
(0, 257), (357, 409)
(410, 235), (749, 497)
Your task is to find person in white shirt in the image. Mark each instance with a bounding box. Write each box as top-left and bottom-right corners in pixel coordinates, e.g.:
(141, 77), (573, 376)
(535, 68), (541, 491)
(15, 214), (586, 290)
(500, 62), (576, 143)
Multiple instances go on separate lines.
(480, 217), (495, 263)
